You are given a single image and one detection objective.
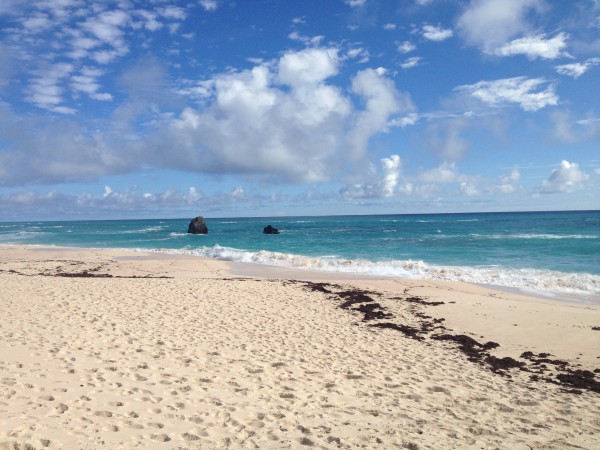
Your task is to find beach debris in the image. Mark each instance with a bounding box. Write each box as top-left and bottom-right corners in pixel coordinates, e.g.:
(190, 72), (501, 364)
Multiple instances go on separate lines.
(293, 279), (600, 395)
(263, 225), (280, 234)
(187, 216), (208, 234)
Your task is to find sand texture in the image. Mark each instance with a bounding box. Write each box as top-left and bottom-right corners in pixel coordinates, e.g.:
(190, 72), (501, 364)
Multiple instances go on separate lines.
(1, 246), (599, 449)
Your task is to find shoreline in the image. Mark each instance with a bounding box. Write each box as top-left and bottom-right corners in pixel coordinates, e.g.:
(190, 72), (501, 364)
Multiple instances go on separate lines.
(7, 242), (600, 304)
(1, 245), (599, 449)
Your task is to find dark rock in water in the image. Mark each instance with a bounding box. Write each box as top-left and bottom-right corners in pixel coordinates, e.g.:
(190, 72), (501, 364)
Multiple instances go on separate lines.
(263, 225), (279, 234)
(188, 216), (208, 234)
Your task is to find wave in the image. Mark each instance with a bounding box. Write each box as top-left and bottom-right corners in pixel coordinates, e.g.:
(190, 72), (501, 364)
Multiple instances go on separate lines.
(110, 226), (167, 235)
(471, 233), (598, 240)
(150, 245), (600, 296)
(0, 231), (49, 241)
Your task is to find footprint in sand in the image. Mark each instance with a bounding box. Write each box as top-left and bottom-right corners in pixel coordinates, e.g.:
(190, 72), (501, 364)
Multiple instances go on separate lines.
(183, 432), (200, 442)
(124, 420), (144, 429)
(150, 433), (171, 442)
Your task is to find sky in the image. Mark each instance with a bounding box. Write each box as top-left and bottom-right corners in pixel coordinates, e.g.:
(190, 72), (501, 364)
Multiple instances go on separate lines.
(0, 0), (599, 221)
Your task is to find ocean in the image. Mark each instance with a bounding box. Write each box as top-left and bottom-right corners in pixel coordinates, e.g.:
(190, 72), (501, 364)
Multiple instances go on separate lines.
(1, 210), (599, 298)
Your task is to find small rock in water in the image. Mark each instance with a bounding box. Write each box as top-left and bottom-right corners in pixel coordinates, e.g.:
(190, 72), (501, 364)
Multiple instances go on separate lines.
(263, 225), (279, 234)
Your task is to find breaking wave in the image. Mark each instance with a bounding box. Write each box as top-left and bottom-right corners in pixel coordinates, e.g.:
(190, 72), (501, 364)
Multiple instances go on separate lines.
(152, 245), (600, 296)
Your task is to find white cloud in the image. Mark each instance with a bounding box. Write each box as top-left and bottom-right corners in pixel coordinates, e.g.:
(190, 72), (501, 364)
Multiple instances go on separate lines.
(70, 66), (112, 101)
(83, 9), (130, 43)
(380, 154), (402, 197)
(538, 160), (590, 193)
(421, 24), (453, 42)
(341, 154), (407, 199)
(26, 62), (75, 113)
(494, 33), (569, 59)
(388, 113), (420, 128)
(455, 77), (558, 111)
(199, 0), (219, 12)
(345, 0), (367, 7)
(457, 0), (546, 52)
(419, 162), (460, 184)
(460, 181), (479, 196)
(21, 12), (53, 33)
(556, 57), (600, 78)
(347, 47), (370, 63)
(397, 41), (416, 54)
(3, 1), (190, 113)
(278, 48), (339, 86)
(400, 56), (422, 69)
(156, 49), (412, 184)
(288, 31), (324, 46)
(159, 6), (187, 21)
(496, 167), (521, 193)
(348, 68), (412, 159)
(383, 23), (397, 31)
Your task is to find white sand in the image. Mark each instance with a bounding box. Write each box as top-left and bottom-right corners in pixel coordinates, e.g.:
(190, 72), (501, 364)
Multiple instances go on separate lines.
(1, 246), (599, 449)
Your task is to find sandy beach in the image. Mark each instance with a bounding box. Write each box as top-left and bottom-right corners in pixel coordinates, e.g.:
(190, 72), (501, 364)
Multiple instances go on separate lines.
(1, 246), (599, 449)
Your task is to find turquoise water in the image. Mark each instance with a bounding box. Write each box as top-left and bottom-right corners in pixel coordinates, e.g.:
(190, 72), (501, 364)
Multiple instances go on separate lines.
(1, 211), (599, 296)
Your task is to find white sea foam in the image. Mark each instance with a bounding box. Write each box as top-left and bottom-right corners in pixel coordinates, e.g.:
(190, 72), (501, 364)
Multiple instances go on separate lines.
(152, 245), (600, 296)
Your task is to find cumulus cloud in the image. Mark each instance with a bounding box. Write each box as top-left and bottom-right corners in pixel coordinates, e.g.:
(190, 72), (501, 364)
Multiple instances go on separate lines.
(126, 48), (411, 185)
(538, 160), (590, 193)
(455, 77), (558, 111)
(348, 68), (412, 160)
(341, 154), (408, 199)
(421, 24), (453, 41)
(496, 167), (521, 193)
(460, 181), (479, 196)
(494, 33), (569, 59)
(380, 155), (402, 197)
(556, 57), (600, 78)
(278, 48), (339, 86)
(456, 0), (546, 53)
(419, 162), (460, 184)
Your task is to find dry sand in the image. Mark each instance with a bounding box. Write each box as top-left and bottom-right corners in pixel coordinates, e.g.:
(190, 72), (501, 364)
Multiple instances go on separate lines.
(0, 245), (599, 449)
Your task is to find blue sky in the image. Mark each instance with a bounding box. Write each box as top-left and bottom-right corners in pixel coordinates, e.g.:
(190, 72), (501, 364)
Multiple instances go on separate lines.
(0, 0), (599, 220)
